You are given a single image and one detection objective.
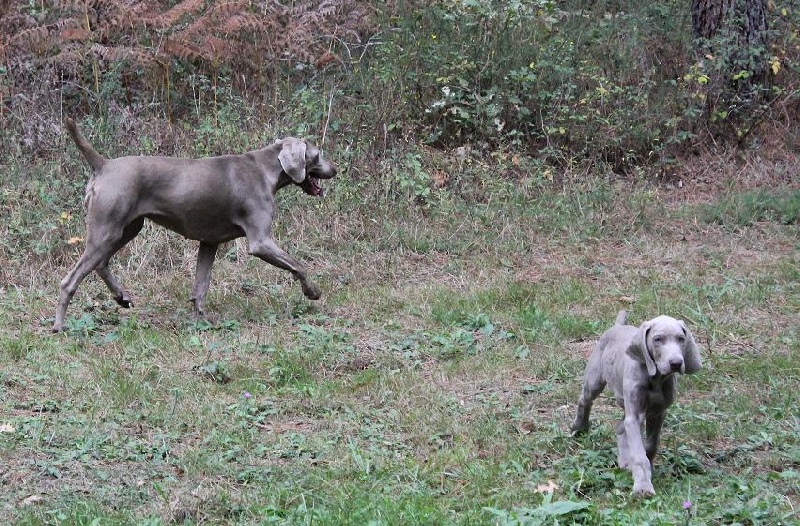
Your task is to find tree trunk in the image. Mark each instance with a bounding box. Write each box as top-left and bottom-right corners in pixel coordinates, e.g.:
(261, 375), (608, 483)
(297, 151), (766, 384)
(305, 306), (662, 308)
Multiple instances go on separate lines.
(691, 0), (734, 40)
(691, 0), (769, 84)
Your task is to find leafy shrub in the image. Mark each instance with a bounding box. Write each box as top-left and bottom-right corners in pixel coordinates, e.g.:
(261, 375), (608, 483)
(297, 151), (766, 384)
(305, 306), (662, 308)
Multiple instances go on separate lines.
(354, 0), (701, 169)
(1, 0), (798, 174)
(345, 0), (799, 171)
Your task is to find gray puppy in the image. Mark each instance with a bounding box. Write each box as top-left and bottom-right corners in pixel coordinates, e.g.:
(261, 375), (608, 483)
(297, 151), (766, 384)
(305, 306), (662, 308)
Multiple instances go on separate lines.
(571, 310), (701, 497)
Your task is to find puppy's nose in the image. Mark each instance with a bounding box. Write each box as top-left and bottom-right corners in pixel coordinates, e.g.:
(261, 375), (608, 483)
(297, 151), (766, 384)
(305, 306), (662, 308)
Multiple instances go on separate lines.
(669, 358), (683, 372)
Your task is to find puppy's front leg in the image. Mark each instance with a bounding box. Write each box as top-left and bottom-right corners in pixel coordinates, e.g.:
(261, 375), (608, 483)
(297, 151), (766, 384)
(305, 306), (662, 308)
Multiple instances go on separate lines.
(619, 383), (656, 497)
(645, 408), (666, 462)
(622, 412), (655, 497)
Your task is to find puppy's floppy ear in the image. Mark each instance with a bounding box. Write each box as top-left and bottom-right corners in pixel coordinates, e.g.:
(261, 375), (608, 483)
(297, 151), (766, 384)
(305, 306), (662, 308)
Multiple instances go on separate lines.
(278, 139), (307, 183)
(627, 320), (657, 377)
(679, 320), (702, 374)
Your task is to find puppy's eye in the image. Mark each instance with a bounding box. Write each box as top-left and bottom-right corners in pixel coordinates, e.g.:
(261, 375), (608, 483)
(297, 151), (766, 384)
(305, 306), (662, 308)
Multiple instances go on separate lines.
(653, 336), (664, 344)
(676, 335), (685, 344)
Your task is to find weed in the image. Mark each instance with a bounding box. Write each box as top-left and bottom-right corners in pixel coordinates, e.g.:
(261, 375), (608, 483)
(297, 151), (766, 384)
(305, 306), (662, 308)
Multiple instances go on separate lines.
(484, 494), (592, 525)
(194, 360), (232, 384)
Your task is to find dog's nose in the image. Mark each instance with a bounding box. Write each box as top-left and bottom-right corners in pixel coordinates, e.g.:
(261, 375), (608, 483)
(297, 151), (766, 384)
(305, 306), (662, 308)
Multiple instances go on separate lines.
(669, 358), (683, 372)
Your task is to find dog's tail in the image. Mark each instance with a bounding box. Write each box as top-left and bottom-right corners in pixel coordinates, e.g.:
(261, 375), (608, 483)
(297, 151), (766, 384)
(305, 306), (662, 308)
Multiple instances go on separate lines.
(65, 118), (106, 172)
(614, 310), (627, 326)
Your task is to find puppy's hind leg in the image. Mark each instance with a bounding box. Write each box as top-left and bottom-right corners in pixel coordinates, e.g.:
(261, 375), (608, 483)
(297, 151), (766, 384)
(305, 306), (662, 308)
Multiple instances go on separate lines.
(571, 351), (606, 434)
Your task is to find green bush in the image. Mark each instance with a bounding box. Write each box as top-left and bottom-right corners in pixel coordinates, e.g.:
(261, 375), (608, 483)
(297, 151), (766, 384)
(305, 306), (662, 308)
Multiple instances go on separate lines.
(354, 0), (700, 169)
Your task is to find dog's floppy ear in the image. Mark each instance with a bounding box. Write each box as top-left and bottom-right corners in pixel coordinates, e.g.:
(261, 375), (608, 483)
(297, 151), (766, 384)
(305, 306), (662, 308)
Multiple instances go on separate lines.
(278, 139), (307, 183)
(679, 320), (702, 374)
(627, 320), (657, 377)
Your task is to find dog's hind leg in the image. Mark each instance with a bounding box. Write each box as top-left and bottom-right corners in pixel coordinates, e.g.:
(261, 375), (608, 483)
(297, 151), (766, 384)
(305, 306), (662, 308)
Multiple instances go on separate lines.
(53, 217), (143, 332)
(54, 244), (120, 332)
(94, 217), (144, 309)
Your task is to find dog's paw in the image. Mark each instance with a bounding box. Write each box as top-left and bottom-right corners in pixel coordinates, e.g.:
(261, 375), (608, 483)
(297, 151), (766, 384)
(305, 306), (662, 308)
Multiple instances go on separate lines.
(115, 293), (133, 308)
(302, 282), (321, 300)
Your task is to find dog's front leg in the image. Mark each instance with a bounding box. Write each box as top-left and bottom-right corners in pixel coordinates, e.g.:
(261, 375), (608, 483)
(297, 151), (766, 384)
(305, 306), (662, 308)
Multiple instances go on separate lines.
(190, 242), (218, 316)
(247, 237), (321, 300)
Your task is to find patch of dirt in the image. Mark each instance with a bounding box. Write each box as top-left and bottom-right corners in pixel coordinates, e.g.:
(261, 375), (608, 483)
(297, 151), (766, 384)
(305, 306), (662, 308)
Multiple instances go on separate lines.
(664, 144), (800, 208)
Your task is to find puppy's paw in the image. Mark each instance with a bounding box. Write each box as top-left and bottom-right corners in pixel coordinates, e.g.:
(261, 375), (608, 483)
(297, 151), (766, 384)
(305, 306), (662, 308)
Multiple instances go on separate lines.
(632, 483), (656, 498)
(570, 420), (589, 436)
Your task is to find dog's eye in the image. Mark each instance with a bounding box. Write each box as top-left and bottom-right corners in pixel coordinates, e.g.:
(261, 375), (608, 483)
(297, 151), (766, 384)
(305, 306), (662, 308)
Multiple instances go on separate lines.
(309, 153), (320, 165)
(653, 336), (664, 344)
(676, 335), (685, 344)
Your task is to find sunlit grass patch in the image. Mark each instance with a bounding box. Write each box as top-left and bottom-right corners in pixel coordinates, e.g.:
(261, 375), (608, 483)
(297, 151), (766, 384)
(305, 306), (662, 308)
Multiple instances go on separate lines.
(700, 189), (800, 229)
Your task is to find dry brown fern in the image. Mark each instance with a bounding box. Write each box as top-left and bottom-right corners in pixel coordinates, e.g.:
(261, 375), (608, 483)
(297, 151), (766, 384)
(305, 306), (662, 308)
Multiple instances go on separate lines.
(1, 0), (379, 121)
(141, 0), (205, 28)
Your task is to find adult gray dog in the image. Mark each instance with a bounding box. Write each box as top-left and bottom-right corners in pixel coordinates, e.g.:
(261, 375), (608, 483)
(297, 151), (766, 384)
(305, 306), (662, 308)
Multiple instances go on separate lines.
(571, 310), (701, 497)
(52, 118), (337, 332)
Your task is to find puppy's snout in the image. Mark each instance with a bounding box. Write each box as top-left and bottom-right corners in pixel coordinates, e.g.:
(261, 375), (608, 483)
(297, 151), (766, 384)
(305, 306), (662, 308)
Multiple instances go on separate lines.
(669, 358), (684, 372)
(315, 159), (337, 179)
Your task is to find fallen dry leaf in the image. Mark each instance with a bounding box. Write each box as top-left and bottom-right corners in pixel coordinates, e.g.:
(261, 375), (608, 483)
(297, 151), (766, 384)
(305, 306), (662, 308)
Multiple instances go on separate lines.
(535, 480), (559, 494)
(518, 421), (535, 434)
(22, 495), (43, 506)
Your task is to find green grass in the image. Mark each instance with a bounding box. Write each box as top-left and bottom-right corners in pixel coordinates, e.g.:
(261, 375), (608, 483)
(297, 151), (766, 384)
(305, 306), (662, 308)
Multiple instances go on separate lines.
(1, 140), (799, 525)
(700, 190), (800, 229)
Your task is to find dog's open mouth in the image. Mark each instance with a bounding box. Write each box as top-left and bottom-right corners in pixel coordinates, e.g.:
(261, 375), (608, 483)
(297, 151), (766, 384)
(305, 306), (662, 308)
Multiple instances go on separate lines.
(299, 176), (323, 197)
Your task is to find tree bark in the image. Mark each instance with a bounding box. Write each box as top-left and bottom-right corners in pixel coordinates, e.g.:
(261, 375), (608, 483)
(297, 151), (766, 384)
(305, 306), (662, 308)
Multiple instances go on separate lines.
(691, 0), (769, 84)
(691, 0), (734, 40)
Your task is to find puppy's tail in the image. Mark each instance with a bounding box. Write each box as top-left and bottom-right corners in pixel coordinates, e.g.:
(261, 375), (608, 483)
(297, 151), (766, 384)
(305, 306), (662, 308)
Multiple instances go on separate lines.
(614, 310), (627, 326)
(65, 118), (106, 172)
